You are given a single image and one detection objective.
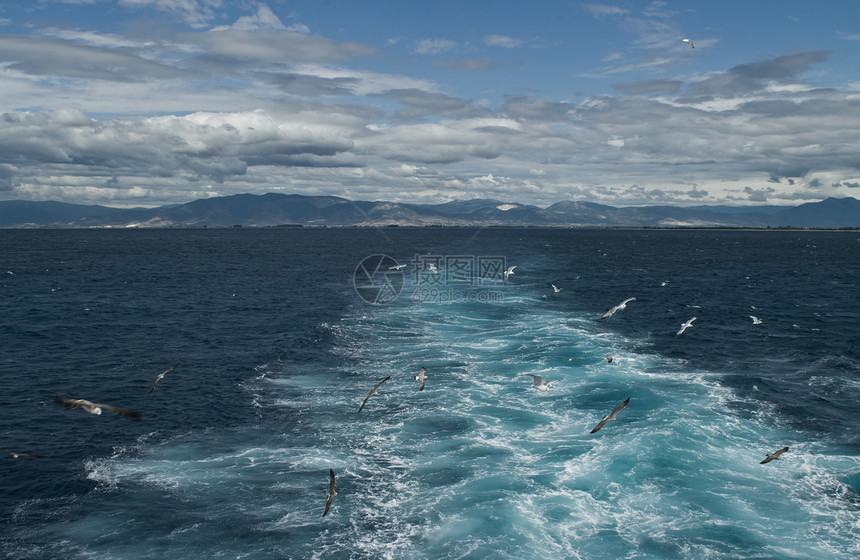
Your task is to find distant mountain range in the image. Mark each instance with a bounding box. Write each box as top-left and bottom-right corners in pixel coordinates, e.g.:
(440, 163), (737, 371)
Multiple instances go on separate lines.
(1, 193), (860, 229)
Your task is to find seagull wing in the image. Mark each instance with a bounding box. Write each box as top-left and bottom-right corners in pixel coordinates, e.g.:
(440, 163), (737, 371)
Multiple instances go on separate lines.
(760, 446), (789, 464)
(97, 403), (142, 419)
(323, 469), (337, 516)
(54, 397), (87, 410)
(358, 375), (391, 412)
(601, 306), (618, 320)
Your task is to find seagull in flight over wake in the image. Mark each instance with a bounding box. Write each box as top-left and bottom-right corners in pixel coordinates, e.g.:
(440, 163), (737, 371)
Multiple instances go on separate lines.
(676, 317), (697, 336)
(148, 364), (178, 394)
(414, 366), (427, 391)
(552, 284), (562, 293)
(358, 375), (391, 412)
(503, 265), (516, 285)
(590, 398), (630, 433)
(760, 446), (789, 464)
(750, 315), (762, 325)
(389, 264), (407, 270)
(2, 448), (44, 459)
(682, 38), (695, 48)
(54, 397), (141, 419)
(601, 297), (636, 319)
(532, 375), (552, 391)
(323, 469), (337, 516)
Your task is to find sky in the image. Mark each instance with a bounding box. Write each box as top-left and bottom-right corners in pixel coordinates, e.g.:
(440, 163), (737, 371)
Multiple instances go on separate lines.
(2, 1), (860, 208)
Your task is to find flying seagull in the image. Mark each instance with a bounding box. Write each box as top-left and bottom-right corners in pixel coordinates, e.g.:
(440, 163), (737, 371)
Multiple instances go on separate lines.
(590, 397), (630, 433)
(682, 38), (695, 48)
(148, 363), (178, 394)
(414, 366), (427, 391)
(427, 263), (438, 274)
(552, 284), (562, 293)
(388, 263), (407, 270)
(503, 265), (516, 285)
(601, 297), (636, 320)
(760, 446), (789, 464)
(532, 375), (552, 391)
(2, 448), (44, 459)
(676, 317), (697, 336)
(323, 469), (337, 516)
(358, 375), (391, 412)
(750, 315), (762, 325)
(54, 397), (141, 419)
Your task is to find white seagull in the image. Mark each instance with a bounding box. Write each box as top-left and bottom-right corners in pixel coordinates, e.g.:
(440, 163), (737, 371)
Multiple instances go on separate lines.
(148, 363), (178, 394)
(388, 264), (407, 270)
(54, 397), (141, 419)
(552, 284), (562, 293)
(676, 317), (697, 336)
(682, 38), (695, 48)
(760, 446), (789, 464)
(427, 263), (438, 274)
(532, 375), (552, 391)
(750, 315), (762, 325)
(323, 469), (337, 516)
(414, 366), (427, 391)
(2, 448), (44, 459)
(590, 398), (630, 433)
(503, 265), (516, 285)
(358, 375), (391, 412)
(601, 297), (636, 320)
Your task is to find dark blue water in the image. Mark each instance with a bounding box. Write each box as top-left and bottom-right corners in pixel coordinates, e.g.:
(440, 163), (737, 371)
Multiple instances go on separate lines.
(1, 228), (858, 559)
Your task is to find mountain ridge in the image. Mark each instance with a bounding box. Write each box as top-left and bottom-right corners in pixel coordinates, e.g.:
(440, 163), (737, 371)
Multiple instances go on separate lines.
(1, 193), (859, 229)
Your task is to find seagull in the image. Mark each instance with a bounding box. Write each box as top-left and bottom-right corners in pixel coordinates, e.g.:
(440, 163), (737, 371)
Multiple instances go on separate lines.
(682, 38), (695, 48)
(2, 448), (44, 459)
(54, 397), (141, 419)
(388, 264), (407, 270)
(606, 354), (613, 363)
(414, 366), (427, 391)
(148, 364), (178, 394)
(358, 375), (391, 412)
(601, 297), (636, 319)
(552, 284), (562, 293)
(760, 446), (789, 464)
(676, 317), (697, 336)
(750, 315), (762, 325)
(323, 469), (337, 516)
(503, 265), (516, 285)
(590, 398), (630, 433)
(532, 375), (552, 391)
(427, 263), (438, 274)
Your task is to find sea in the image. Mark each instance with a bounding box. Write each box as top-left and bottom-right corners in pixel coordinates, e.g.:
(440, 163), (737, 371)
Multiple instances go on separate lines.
(1, 227), (858, 559)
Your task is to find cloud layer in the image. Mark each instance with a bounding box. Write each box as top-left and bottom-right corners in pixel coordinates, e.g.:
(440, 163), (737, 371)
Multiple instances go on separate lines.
(1, 1), (859, 207)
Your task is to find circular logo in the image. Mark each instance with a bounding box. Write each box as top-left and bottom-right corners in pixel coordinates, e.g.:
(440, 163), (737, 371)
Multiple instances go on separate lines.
(353, 254), (405, 304)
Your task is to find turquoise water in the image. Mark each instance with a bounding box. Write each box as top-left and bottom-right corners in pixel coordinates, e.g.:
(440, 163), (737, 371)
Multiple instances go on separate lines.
(1, 229), (858, 559)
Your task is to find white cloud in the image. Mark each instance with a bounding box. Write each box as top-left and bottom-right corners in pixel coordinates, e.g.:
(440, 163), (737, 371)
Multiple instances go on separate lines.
(415, 38), (457, 55)
(484, 35), (523, 49)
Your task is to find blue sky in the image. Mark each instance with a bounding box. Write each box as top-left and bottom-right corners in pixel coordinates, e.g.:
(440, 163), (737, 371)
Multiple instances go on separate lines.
(2, 0), (860, 208)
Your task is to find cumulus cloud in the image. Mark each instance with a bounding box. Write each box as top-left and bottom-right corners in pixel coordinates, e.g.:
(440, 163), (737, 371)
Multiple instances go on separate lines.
(415, 38), (457, 55)
(484, 35), (523, 49)
(2, 3), (860, 208)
